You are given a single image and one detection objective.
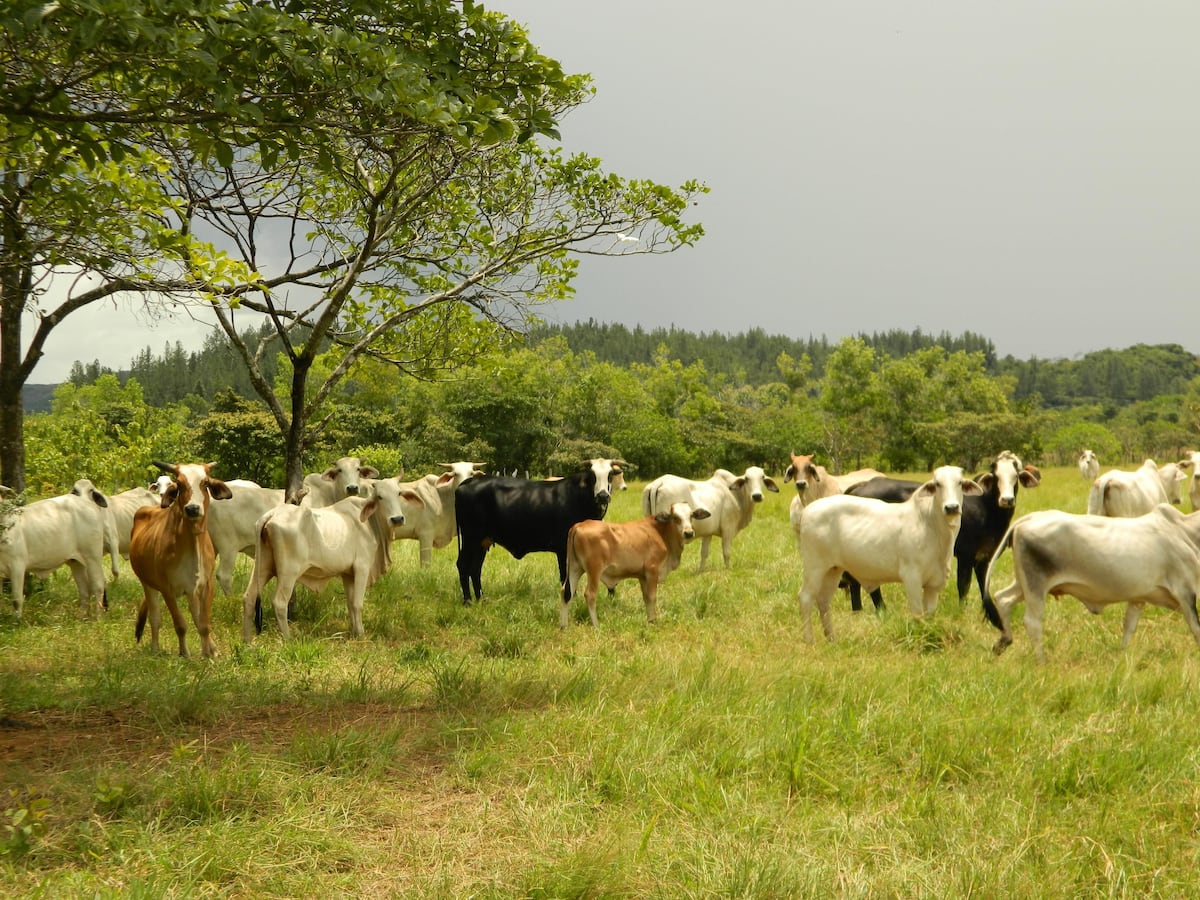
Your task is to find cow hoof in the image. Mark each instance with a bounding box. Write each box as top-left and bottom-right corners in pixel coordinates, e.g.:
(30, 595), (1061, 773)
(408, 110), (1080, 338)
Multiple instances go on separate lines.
(992, 637), (1012, 656)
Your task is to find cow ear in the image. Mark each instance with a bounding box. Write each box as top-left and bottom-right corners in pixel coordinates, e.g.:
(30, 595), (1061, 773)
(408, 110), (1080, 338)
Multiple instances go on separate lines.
(359, 499), (379, 522)
(962, 479), (985, 496)
(322, 467), (339, 481)
(976, 472), (997, 492)
(731, 477), (747, 491)
(918, 480), (938, 496)
(654, 512), (671, 523)
(436, 472), (454, 486)
(806, 465), (820, 482)
(783, 466), (796, 483)
(90, 489), (109, 508)
(764, 477), (780, 493)
(692, 507), (712, 519)
(361, 466), (381, 479)
(207, 479), (234, 501)
(400, 489), (425, 509)
(160, 485), (178, 508)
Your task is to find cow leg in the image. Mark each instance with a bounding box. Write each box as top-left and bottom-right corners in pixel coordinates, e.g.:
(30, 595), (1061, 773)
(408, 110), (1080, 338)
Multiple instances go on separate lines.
(161, 594), (190, 658)
(66, 560), (97, 618)
(561, 564), (584, 629)
(989, 580), (1020, 655)
(271, 576), (296, 640)
(215, 552), (237, 597)
(557, 550), (572, 602)
(7, 563), (26, 619)
(1176, 591), (1200, 650)
(698, 536), (712, 572)
(641, 572), (658, 624)
(585, 577), (600, 627)
(343, 572), (365, 637)
(419, 540), (433, 568)
(191, 585), (217, 659)
(1021, 587), (1047, 662)
(847, 577), (864, 612)
(135, 588), (158, 650)
(457, 544), (486, 605)
(869, 588), (885, 612)
(1120, 602), (1144, 648)
(721, 533), (734, 568)
(957, 557), (976, 604)
(800, 568), (841, 642)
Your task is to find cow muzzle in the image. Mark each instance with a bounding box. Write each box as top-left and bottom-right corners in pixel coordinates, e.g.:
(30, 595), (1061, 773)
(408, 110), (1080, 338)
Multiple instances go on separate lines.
(998, 496), (1015, 509)
(346, 485), (360, 495)
(751, 493), (764, 502)
(943, 503), (961, 515)
(389, 514), (405, 527)
(682, 529), (696, 541)
(184, 503), (202, 518)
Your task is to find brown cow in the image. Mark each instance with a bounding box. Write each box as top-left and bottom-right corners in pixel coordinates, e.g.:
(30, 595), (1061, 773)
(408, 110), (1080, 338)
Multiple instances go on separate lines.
(129, 461), (233, 658)
(560, 502), (708, 628)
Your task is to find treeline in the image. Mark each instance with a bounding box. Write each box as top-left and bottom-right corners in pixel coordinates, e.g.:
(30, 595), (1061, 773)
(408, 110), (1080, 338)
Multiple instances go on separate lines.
(38, 321), (1199, 416)
(19, 325), (1200, 499)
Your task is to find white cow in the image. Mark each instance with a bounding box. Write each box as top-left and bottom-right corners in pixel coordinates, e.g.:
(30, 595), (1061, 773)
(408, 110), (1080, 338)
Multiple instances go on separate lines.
(392, 461), (485, 566)
(1086, 459), (1185, 517)
(300, 457), (381, 508)
(242, 480), (423, 641)
(642, 466), (779, 570)
(985, 504), (1200, 658)
(796, 466), (983, 641)
(1078, 449), (1100, 482)
(0, 479), (117, 618)
(207, 484), (287, 595)
(1180, 450), (1200, 512)
(108, 475), (175, 559)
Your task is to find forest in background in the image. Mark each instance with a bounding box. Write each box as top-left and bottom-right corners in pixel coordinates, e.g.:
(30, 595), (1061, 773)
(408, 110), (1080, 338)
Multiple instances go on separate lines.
(17, 321), (1200, 496)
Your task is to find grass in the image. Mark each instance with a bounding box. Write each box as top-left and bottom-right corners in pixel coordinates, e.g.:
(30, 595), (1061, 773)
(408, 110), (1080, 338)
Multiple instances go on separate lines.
(2, 466), (1200, 896)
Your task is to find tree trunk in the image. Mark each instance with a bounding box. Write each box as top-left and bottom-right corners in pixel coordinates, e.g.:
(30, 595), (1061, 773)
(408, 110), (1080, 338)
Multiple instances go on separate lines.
(0, 188), (29, 494)
(282, 358), (312, 504)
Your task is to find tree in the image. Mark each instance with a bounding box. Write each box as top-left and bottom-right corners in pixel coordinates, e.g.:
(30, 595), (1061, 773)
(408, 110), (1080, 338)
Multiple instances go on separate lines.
(1, 0), (388, 491)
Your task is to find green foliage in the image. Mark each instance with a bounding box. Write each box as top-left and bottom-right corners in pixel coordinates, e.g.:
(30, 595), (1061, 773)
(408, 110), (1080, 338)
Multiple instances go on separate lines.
(0, 789), (48, 859)
(192, 390), (284, 485)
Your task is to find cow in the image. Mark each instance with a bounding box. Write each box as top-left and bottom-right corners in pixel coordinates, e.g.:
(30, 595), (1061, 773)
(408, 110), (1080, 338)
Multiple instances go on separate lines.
(783, 453), (886, 543)
(454, 458), (626, 604)
(984, 504), (1200, 659)
(108, 475), (175, 559)
(207, 484), (287, 596)
(241, 479), (422, 641)
(1078, 449), (1100, 482)
(796, 465), (983, 642)
(561, 502), (707, 627)
(392, 461), (486, 567)
(0, 479), (115, 618)
(129, 462), (233, 658)
(642, 466), (778, 570)
(1183, 451), (1200, 511)
(1086, 459), (1185, 518)
(300, 457), (381, 508)
(842, 451), (1041, 616)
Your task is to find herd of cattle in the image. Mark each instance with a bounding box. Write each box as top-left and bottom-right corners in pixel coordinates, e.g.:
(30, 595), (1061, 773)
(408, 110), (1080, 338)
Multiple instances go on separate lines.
(5, 447), (1200, 660)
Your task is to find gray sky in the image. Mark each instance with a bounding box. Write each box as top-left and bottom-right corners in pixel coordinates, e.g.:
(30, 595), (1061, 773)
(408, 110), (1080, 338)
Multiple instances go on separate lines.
(28, 0), (1200, 382)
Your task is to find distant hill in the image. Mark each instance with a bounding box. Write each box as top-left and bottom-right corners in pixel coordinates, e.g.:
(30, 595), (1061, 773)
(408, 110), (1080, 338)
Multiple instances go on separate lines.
(23, 383), (57, 413)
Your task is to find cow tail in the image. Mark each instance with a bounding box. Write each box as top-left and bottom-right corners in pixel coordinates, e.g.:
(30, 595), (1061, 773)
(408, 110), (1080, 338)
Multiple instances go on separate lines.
(134, 596), (148, 642)
(981, 523), (1016, 631)
(563, 526), (575, 600)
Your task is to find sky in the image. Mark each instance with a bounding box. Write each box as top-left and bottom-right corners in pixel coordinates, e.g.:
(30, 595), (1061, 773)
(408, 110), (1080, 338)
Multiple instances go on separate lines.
(25, 0), (1200, 382)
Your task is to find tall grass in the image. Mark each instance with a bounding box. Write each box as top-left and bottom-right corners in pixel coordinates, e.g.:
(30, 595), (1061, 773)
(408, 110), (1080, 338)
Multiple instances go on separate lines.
(2, 466), (1199, 896)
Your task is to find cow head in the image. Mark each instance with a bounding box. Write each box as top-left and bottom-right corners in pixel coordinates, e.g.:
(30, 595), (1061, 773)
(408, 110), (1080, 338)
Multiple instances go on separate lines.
(654, 501), (710, 542)
(783, 453), (821, 496)
(976, 451), (1041, 509)
(152, 461), (233, 523)
(364, 477), (425, 532)
(148, 474), (174, 496)
(436, 461), (486, 488)
(738, 466), (779, 503)
(582, 458), (627, 510)
(70, 478), (109, 509)
(916, 465), (983, 517)
(321, 457), (381, 498)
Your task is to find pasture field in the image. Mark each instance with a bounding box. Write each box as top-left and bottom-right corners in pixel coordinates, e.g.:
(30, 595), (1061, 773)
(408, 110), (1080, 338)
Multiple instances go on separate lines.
(3, 466), (1200, 897)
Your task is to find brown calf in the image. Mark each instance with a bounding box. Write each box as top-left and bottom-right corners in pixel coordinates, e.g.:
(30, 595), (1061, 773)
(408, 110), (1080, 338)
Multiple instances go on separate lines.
(129, 461), (233, 658)
(561, 502), (708, 627)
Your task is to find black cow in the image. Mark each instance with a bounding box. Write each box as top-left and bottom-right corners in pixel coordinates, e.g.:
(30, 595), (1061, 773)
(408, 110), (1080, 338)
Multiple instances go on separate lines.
(455, 459), (626, 604)
(842, 451), (1040, 624)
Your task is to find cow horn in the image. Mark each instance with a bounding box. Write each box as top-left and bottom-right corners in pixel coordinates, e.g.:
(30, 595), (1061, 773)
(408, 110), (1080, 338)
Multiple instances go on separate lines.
(151, 460), (177, 474)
